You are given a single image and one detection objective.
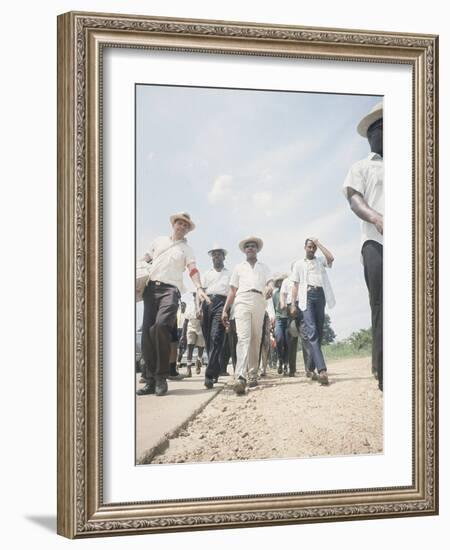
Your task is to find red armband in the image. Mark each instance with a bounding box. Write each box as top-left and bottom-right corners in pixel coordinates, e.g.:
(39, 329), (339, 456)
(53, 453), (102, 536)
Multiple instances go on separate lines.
(189, 267), (199, 277)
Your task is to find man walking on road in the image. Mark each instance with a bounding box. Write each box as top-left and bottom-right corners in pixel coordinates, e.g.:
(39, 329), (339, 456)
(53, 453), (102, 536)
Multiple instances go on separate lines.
(271, 274), (289, 375)
(201, 246), (231, 389)
(137, 212), (210, 396)
(291, 238), (335, 385)
(343, 102), (384, 391)
(222, 237), (274, 395)
(184, 293), (206, 377)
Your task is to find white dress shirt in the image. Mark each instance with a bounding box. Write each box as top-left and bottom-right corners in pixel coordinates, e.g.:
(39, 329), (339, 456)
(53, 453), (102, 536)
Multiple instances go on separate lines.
(203, 267), (231, 297)
(343, 152), (384, 248)
(291, 257), (335, 312)
(144, 236), (195, 292)
(230, 261), (272, 296)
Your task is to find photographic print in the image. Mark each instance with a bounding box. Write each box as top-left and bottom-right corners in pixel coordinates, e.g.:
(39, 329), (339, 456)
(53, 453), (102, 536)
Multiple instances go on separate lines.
(57, 12), (437, 537)
(135, 85), (384, 466)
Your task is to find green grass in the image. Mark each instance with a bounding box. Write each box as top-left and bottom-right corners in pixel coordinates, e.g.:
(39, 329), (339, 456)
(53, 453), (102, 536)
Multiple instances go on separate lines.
(322, 342), (371, 361)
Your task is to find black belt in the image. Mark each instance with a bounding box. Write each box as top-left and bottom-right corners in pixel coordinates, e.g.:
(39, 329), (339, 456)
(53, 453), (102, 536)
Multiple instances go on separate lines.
(207, 294), (227, 300)
(307, 285), (323, 290)
(248, 289), (263, 295)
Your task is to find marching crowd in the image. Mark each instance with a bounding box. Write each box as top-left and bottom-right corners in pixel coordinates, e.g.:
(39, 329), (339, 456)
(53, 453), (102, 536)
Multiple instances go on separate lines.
(136, 102), (384, 397)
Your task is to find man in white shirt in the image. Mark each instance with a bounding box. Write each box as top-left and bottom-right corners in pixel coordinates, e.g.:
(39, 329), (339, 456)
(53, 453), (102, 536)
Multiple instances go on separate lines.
(280, 265), (316, 378)
(222, 236), (274, 394)
(184, 295), (205, 377)
(291, 239), (335, 385)
(271, 274), (290, 375)
(137, 212), (210, 396)
(343, 102), (383, 391)
(201, 246), (231, 389)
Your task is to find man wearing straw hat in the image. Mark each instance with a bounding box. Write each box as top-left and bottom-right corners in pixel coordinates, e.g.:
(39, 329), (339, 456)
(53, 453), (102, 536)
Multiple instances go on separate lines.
(201, 245), (231, 389)
(136, 212), (210, 397)
(222, 237), (274, 395)
(343, 101), (384, 391)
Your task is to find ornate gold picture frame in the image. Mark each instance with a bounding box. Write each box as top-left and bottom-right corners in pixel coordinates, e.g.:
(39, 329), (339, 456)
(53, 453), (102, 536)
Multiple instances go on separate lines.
(57, 11), (438, 538)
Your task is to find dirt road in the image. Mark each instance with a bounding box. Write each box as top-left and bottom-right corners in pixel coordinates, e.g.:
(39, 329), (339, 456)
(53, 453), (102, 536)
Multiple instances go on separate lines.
(150, 355), (383, 464)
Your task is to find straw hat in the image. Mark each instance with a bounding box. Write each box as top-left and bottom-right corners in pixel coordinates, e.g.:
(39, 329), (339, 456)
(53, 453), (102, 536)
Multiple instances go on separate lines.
(169, 212), (196, 231)
(208, 244), (228, 256)
(357, 102), (383, 137)
(239, 236), (263, 253)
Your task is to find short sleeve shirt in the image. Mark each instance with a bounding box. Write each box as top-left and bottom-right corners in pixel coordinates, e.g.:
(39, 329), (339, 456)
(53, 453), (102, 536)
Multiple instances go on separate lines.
(202, 268), (231, 297)
(343, 152), (384, 247)
(230, 261), (272, 296)
(146, 236), (195, 292)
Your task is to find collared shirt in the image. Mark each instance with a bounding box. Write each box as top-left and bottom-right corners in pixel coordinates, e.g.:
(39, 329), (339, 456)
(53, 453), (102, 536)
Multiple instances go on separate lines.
(145, 236), (195, 293)
(305, 259), (323, 288)
(203, 267), (231, 297)
(343, 152), (384, 248)
(230, 260), (272, 296)
(291, 257), (336, 312)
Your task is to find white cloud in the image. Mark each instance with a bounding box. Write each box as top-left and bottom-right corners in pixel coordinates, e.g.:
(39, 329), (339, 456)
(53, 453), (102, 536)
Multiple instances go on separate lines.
(208, 174), (234, 205)
(252, 191), (274, 216)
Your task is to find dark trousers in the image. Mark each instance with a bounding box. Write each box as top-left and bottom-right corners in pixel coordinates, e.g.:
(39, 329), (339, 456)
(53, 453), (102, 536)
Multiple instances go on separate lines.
(299, 320), (314, 373)
(287, 332), (298, 374)
(202, 295), (226, 380)
(141, 281), (179, 380)
(274, 317), (289, 365)
(362, 240), (383, 390)
(222, 319), (237, 372)
(302, 287), (327, 373)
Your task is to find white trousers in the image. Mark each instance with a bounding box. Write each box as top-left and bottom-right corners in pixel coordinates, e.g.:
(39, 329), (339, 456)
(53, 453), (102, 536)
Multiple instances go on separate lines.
(234, 292), (266, 382)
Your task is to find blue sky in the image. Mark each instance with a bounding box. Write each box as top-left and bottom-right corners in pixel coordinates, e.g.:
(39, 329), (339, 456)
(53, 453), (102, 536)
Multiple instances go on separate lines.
(136, 85), (381, 340)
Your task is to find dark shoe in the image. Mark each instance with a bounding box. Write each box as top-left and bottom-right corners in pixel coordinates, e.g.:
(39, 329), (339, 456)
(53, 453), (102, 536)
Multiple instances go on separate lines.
(234, 377), (246, 395)
(136, 381), (155, 395)
(204, 377), (214, 389)
(318, 370), (329, 386)
(196, 358), (202, 374)
(288, 371), (295, 377)
(277, 365), (283, 374)
(155, 377), (168, 396)
(168, 372), (185, 381)
(248, 379), (258, 388)
(186, 365), (192, 378)
(310, 371), (319, 381)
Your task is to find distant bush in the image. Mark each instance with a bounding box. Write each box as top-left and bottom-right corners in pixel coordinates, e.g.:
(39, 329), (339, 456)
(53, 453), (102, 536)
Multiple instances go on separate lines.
(322, 328), (372, 360)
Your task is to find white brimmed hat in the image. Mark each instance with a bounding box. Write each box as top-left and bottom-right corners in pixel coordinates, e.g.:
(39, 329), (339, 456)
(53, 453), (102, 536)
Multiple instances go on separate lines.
(239, 236), (263, 253)
(357, 102), (383, 137)
(208, 245), (228, 256)
(169, 212), (196, 231)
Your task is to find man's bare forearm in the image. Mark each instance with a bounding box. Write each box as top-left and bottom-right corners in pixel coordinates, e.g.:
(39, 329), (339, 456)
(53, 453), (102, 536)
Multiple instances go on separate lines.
(313, 239), (334, 265)
(348, 190), (383, 234)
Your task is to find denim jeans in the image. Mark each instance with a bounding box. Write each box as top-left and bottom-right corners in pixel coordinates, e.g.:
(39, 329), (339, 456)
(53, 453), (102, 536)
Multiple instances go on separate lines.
(274, 317), (289, 365)
(302, 287), (327, 373)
